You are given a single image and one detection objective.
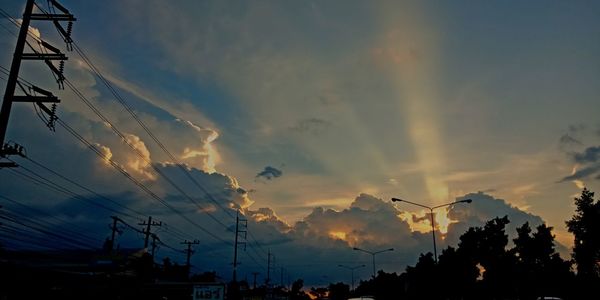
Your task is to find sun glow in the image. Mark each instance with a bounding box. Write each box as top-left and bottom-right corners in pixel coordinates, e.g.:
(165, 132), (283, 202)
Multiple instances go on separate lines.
(434, 209), (457, 234)
(398, 208), (457, 234)
(377, 3), (450, 203)
(329, 231), (347, 241)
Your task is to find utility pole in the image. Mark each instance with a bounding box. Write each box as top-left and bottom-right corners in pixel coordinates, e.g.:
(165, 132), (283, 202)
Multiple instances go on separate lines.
(139, 216), (161, 249)
(109, 216), (122, 251)
(150, 233), (159, 258)
(266, 249), (273, 286)
(0, 0), (75, 168)
(252, 272), (259, 289)
(232, 209), (247, 282)
(181, 239), (199, 277)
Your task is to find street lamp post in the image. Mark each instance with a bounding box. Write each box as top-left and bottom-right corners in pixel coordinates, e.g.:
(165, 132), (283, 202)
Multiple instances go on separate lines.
(352, 247), (394, 278)
(391, 198), (472, 263)
(338, 264), (365, 291)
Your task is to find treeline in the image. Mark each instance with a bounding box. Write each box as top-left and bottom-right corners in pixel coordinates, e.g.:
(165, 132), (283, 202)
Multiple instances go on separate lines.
(316, 188), (600, 300)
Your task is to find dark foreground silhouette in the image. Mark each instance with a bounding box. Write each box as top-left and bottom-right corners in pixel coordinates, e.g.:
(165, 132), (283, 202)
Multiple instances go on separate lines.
(1, 188), (598, 300)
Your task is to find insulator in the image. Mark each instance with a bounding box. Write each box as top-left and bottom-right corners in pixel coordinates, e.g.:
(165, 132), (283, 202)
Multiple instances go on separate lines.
(48, 104), (58, 131)
(59, 60), (65, 75)
(67, 21), (73, 37)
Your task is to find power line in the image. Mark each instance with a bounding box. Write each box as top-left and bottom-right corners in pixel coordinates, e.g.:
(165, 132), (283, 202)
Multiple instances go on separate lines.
(23, 155), (147, 218)
(54, 117), (232, 246)
(71, 39), (275, 271)
(70, 39), (238, 222)
(60, 75), (234, 232)
(0, 194), (101, 245)
(0, 6), (280, 271)
(6, 160), (137, 218)
(0, 210), (96, 250)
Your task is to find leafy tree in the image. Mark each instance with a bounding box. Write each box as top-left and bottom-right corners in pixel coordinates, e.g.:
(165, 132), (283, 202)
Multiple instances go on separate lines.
(566, 188), (600, 279)
(513, 222), (572, 299)
(290, 279), (310, 300)
(405, 253), (437, 299)
(354, 271), (403, 300)
(438, 246), (479, 299)
(455, 216), (519, 299)
(327, 282), (350, 300)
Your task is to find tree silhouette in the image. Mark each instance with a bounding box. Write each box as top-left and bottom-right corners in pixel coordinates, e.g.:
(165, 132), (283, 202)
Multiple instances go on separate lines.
(290, 279), (311, 300)
(405, 253), (437, 299)
(437, 246), (479, 299)
(353, 270), (404, 300)
(348, 212), (588, 300)
(455, 216), (520, 298)
(327, 282), (350, 300)
(566, 188), (600, 280)
(513, 222), (572, 299)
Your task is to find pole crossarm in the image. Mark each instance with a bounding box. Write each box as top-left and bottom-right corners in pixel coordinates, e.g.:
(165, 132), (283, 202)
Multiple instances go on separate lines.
(12, 96), (60, 103)
(21, 53), (67, 60)
(30, 13), (76, 21)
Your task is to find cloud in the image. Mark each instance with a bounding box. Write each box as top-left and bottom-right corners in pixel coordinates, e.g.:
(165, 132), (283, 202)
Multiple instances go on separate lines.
(290, 118), (332, 135)
(173, 119), (221, 173)
(255, 166), (283, 181)
(560, 164), (600, 182)
(573, 146), (600, 164)
(245, 207), (291, 233)
(559, 133), (583, 148)
(156, 163), (254, 210)
(445, 192), (545, 247)
(123, 133), (155, 181)
(559, 145), (600, 182)
(291, 194), (416, 248)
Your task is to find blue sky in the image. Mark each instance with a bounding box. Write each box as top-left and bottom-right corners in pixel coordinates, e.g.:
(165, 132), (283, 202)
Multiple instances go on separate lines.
(1, 0), (600, 285)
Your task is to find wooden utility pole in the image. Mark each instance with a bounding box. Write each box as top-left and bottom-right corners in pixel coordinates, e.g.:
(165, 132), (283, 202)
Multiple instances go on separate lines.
(109, 216), (122, 251)
(252, 272), (259, 289)
(181, 239), (200, 276)
(150, 233), (159, 258)
(139, 216), (161, 249)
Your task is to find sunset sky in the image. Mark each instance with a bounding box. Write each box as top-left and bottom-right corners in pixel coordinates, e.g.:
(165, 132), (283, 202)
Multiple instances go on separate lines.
(1, 0), (600, 285)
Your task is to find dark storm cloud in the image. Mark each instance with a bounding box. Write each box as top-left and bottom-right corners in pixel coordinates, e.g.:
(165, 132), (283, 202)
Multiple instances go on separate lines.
(573, 146), (600, 164)
(559, 145), (600, 182)
(255, 166), (283, 180)
(560, 164), (600, 182)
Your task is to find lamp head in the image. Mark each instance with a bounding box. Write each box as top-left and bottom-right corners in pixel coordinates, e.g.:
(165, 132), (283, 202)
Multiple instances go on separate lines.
(353, 247), (360, 250)
(391, 198), (403, 202)
(460, 199), (473, 204)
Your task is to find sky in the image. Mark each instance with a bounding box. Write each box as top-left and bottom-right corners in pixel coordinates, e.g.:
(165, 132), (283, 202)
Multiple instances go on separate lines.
(1, 0), (600, 286)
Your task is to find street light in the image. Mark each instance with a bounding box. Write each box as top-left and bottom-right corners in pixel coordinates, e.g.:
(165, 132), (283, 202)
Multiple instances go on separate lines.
(338, 264), (366, 291)
(391, 197), (472, 263)
(352, 247), (394, 278)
